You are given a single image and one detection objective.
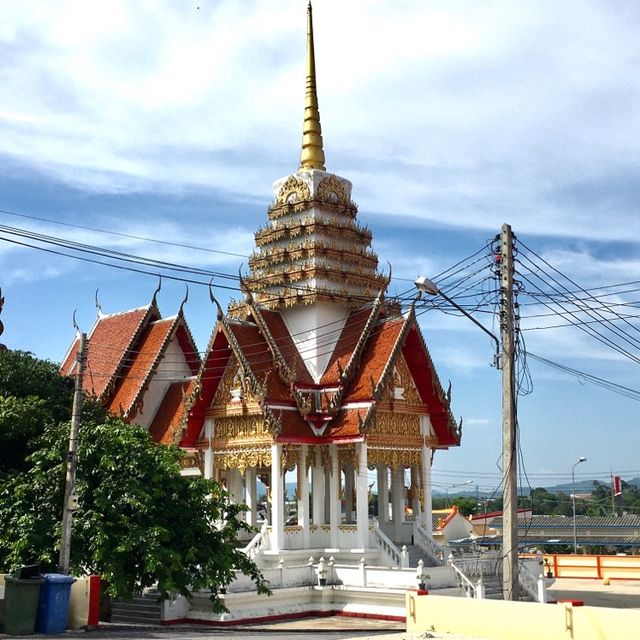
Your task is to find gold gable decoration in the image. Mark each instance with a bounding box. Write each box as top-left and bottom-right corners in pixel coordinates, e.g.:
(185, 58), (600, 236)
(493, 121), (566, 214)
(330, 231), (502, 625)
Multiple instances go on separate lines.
(385, 355), (423, 406)
(317, 174), (349, 205)
(275, 175), (311, 206)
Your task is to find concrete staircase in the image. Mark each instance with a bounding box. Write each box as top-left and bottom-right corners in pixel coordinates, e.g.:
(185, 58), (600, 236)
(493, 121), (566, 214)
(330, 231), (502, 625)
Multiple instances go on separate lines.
(404, 544), (441, 568)
(111, 593), (162, 625)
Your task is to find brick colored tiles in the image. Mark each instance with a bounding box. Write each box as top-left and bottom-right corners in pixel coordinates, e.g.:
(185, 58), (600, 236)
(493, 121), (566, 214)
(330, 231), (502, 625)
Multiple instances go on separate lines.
(148, 379), (194, 445)
(107, 317), (175, 417)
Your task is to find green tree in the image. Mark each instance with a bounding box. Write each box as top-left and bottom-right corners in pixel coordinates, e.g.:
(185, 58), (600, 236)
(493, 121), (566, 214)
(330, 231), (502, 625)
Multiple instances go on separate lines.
(451, 496), (478, 517)
(0, 350), (268, 611)
(0, 350), (73, 472)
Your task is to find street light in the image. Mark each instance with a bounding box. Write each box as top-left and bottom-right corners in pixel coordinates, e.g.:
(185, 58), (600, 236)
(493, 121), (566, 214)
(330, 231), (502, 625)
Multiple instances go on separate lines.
(572, 456), (587, 554)
(445, 480), (473, 508)
(414, 276), (500, 366)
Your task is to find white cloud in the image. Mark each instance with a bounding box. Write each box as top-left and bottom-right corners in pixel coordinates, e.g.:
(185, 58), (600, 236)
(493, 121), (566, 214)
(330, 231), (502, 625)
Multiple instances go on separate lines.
(1, 1), (639, 241)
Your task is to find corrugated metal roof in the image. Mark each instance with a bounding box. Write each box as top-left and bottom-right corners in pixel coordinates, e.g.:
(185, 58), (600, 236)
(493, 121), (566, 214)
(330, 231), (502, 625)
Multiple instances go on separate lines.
(490, 515), (640, 529)
(460, 535), (640, 548)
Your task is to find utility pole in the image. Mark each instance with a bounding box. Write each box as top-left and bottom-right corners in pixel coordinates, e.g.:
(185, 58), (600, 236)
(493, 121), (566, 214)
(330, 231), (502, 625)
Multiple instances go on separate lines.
(500, 223), (518, 601)
(58, 332), (87, 575)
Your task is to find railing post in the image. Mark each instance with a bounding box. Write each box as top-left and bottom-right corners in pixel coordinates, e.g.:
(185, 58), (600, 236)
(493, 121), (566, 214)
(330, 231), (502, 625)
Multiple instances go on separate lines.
(475, 577), (485, 599)
(278, 557), (285, 588)
(359, 557), (367, 587)
(537, 575), (547, 604)
(401, 545), (409, 568)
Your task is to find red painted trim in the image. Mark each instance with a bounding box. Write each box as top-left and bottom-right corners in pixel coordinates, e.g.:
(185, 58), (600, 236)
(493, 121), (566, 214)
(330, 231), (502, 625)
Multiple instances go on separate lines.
(276, 435), (364, 444)
(337, 611), (406, 622)
(87, 575), (101, 627)
(162, 609), (405, 626)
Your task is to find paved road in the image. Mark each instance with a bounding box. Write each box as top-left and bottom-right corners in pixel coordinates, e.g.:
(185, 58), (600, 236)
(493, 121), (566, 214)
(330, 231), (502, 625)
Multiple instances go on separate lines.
(0, 616), (410, 640)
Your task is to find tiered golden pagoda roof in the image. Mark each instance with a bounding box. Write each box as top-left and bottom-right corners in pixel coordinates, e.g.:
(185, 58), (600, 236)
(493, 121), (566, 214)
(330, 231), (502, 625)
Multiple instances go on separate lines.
(240, 3), (387, 310)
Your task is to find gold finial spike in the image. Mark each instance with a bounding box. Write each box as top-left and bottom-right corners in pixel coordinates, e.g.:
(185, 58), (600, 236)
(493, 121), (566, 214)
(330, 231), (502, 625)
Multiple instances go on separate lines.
(299, 1), (326, 171)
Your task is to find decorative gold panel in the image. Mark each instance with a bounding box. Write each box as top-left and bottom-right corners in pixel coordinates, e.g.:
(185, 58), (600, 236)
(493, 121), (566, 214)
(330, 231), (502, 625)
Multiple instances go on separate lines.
(369, 412), (422, 447)
(338, 446), (359, 469)
(212, 415), (272, 448)
(275, 175), (311, 205)
(317, 174), (349, 205)
(367, 447), (421, 470)
(390, 355), (423, 405)
(214, 448), (272, 474)
(281, 444), (300, 472)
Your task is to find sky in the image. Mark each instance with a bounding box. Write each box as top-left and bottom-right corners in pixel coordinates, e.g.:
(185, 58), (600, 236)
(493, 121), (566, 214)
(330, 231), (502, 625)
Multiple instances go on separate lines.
(1, 0), (639, 497)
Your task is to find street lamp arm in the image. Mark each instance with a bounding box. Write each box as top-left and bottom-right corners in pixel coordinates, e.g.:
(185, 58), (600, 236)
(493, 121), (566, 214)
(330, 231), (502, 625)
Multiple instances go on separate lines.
(436, 289), (501, 358)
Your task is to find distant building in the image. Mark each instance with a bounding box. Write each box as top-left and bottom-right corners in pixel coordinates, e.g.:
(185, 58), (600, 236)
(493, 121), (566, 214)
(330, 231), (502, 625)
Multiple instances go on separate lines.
(488, 515), (640, 552)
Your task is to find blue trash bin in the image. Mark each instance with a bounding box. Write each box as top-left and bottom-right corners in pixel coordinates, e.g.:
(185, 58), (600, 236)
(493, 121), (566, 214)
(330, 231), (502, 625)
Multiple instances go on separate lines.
(35, 573), (76, 634)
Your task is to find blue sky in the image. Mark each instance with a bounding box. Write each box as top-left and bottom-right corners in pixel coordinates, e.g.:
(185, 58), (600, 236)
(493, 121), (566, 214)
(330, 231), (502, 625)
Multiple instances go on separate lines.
(1, 0), (639, 495)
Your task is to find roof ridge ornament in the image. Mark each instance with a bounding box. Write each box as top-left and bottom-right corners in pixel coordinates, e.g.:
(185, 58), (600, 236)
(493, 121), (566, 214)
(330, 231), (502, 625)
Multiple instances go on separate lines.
(95, 289), (105, 318)
(178, 284), (189, 315)
(299, 1), (326, 171)
(151, 276), (162, 309)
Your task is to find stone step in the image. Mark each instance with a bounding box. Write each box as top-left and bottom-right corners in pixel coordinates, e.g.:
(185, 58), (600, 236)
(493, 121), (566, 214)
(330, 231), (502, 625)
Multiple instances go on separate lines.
(111, 595), (162, 625)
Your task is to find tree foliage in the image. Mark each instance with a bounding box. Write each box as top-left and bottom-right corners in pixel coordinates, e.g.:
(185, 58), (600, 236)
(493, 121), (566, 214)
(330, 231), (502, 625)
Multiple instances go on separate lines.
(0, 350), (268, 610)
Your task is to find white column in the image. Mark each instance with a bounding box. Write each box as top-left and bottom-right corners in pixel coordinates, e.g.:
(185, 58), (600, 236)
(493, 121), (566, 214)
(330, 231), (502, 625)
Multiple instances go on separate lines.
(312, 447), (325, 525)
(245, 466), (257, 527)
(356, 442), (369, 549)
(420, 415), (434, 536)
(299, 444), (310, 548)
(324, 467), (331, 522)
(228, 468), (243, 504)
(411, 465), (421, 522)
(344, 464), (355, 523)
(203, 418), (215, 480)
(377, 465), (389, 523)
(329, 445), (340, 548)
(271, 443), (284, 552)
(392, 466), (405, 542)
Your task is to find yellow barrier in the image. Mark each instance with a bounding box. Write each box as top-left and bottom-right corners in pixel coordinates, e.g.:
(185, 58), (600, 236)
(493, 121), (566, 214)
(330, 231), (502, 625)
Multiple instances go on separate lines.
(406, 593), (640, 640)
(533, 553), (640, 580)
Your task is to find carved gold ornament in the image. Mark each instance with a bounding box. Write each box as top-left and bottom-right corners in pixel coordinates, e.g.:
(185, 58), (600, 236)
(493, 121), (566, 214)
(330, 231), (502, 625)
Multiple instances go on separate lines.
(276, 175), (311, 205)
(212, 416), (272, 448)
(317, 174), (349, 205)
(338, 446), (359, 469)
(215, 448), (272, 474)
(367, 447), (421, 470)
(281, 444), (300, 472)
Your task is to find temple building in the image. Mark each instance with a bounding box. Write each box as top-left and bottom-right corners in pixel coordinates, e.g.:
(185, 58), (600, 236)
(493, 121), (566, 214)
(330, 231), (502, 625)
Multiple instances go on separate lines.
(171, 3), (461, 558)
(60, 3), (461, 562)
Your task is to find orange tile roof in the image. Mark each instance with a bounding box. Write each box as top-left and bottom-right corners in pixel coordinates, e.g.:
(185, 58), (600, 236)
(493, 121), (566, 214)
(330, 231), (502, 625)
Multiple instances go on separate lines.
(325, 407), (367, 439)
(227, 321), (291, 402)
(107, 317), (175, 418)
(276, 407), (365, 441)
(342, 317), (404, 403)
(260, 309), (313, 385)
(148, 379), (194, 445)
(63, 306), (156, 401)
(321, 307), (371, 384)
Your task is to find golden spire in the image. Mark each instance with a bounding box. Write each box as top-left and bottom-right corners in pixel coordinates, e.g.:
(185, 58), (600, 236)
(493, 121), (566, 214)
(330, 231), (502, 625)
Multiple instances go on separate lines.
(299, 1), (326, 171)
